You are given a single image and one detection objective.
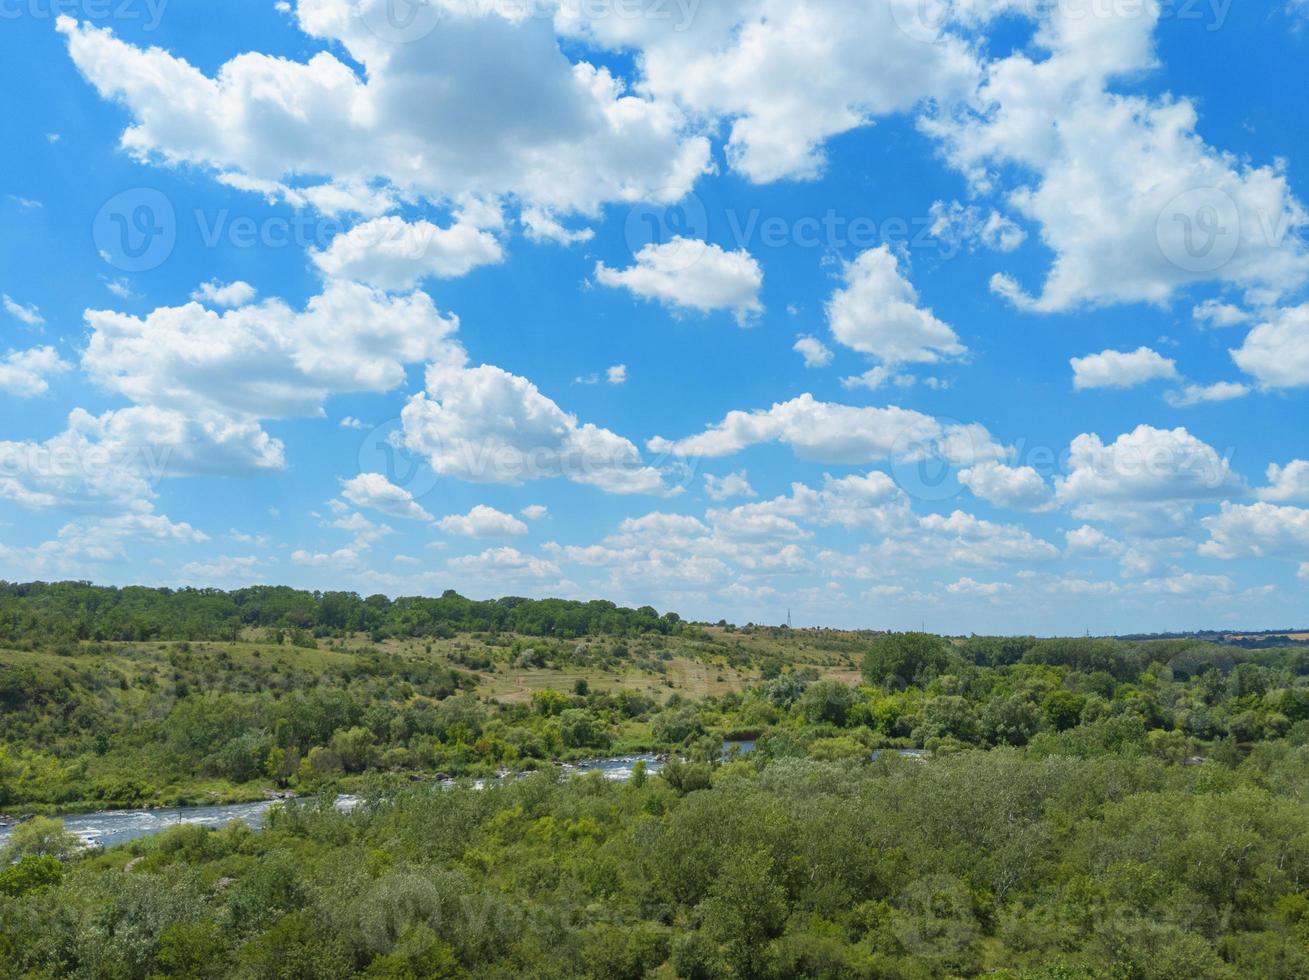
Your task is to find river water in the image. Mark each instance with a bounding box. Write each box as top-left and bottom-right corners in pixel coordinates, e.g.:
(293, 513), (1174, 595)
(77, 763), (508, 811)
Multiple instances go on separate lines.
(0, 754), (670, 851)
(0, 742), (779, 851)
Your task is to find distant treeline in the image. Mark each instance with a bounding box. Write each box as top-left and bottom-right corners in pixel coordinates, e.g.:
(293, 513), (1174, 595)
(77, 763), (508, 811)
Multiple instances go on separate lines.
(0, 581), (687, 644)
(1120, 629), (1309, 650)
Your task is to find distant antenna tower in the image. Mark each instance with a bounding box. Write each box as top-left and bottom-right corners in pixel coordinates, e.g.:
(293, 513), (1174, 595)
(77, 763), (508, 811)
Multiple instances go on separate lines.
(786, 609), (792, 629)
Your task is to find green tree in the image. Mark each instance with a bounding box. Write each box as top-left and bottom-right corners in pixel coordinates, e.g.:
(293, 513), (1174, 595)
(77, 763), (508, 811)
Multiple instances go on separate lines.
(799, 679), (857, 727)
(0, 855), (63, 897)
(863, 633), (951, 687)
(1, 817), (80, 863)
(698, 849), (787, 978)
(559, 709), (609, 749)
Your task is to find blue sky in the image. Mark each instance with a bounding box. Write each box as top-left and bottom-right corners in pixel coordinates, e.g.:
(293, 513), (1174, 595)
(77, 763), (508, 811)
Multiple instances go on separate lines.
(1, 0), (1308, 633)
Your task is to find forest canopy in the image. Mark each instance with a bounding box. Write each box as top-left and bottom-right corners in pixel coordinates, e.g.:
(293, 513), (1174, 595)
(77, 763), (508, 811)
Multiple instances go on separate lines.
(0, 581), (686, 644)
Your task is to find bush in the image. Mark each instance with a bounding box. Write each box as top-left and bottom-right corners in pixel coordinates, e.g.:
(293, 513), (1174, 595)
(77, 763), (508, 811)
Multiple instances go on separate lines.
(0, 855), (63, 897)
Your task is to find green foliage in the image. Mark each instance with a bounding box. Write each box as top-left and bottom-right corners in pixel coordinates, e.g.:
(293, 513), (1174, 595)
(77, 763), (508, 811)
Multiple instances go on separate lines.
(799, 678), (857, 726)
(1, 816), (80, 862)
(0, 581), (688, 644)
(0, 854), (63, 896)
(3, 594), (1309, 978)
(1, 739), (1308, 977)
(863, 632), (951, 687)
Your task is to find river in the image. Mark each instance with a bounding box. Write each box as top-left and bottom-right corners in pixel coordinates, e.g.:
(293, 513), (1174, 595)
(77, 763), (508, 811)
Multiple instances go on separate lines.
(0, 753), (673, 851)
(0, 741), (773, 851)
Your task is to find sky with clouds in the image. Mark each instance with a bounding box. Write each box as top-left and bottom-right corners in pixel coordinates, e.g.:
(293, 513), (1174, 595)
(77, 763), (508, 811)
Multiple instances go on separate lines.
(1, 0), (1307, 633)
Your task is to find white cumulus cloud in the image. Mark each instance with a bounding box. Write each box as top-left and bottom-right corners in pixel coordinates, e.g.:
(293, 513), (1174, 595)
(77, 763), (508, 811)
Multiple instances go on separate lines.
(190, 280), (257, 308)
(341, 473), (433, 522)
(594, 238), (763, 324)
(403, 363), (668, 495)
(1231, 303), (1309, 389)
(311, 215), (504, 289)
(1071, 347), (1178, 390)
(793, 335), (833, 368)
(1258, 460), (1309, 503)
(438, 505), (529, 537)
(0, 346), (70, 397)
(826, 246), (965, 368)
(959, 462), (1055, 512)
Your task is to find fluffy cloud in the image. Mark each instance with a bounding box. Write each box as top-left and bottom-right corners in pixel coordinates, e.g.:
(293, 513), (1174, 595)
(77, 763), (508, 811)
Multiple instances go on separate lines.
(959, 462), (1055, 512)
(715, 471), (913, 536)
(1200, 502), (1309, 559)
(311, 216), (504, 289)
(82, 280), (463, 420)
(927, 2), (1309, 311)
(190, 280), (256, 308)
(340, 473), (434, 522)
(1193, 300), (1252, 328)
(561, 0), (977, 183)
(793, 335), (833, 368)
(1057, 425), (1243, 506)
(875, 510), (1060, 568)
(59, 8), (710, 218)
(1142, 573), (1236, 596)
(607, 365), (627, 386)
(521, 207), (595, 245)
(826, 246), (965, 368)
(329, 511), (393, 549)
(180, 555), (264, 586)
(438, 505), (529, 537)
(704, 471), (756, 502)
(928, 201), (1026, 253)
(947, 577), (1015, 598)
(0, 513), (207, 577)
(5, 281), (454, 512)
(403, 364), (667, 495)
(649, 393), (1005, 467)
(1258, 460), (1309, 503)
(0, 346), (70, 397)
(1231, 303), (1309, 388)
(1064, 525), (1125, 557)
(3, 295), (45, 326)
(292, 547), (364, 569)
(447, 546), (562, 582)
(0, 406), (282, 512)
(594, 238), (763, 323)
(1164, 381), (1250, 407)
(1070, 347), (1177, 390)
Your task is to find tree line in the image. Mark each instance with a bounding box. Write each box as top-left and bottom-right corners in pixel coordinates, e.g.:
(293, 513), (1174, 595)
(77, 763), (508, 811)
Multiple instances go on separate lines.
(0, 582), (687, 644)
